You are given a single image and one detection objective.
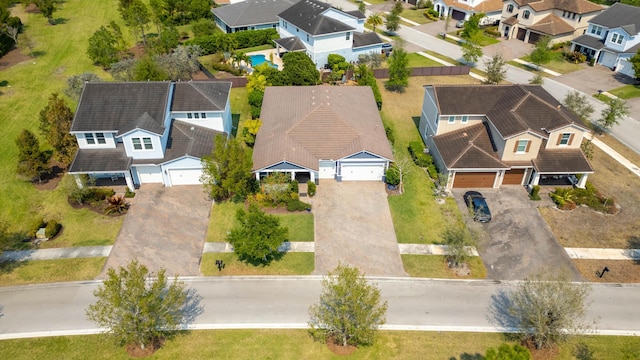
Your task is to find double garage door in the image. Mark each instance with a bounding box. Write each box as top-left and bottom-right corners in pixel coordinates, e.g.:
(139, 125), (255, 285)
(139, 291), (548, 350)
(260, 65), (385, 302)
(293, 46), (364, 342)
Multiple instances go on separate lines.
(340, 163), (385, 181)
(453, 172), (496, 188)
(169, 169), (202, 185)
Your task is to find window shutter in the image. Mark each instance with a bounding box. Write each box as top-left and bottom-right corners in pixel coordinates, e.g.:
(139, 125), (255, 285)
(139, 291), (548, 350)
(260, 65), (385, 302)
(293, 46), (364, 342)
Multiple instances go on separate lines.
(556, 135), (562, 145)
(513, 141), (519, 152)
(525, 141), (531, 152)
(568, 133), (574, 145)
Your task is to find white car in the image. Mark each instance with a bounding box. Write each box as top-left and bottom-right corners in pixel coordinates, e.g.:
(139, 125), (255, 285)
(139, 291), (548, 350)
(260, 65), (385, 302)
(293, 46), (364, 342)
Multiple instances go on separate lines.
(455, 20), (465, 28)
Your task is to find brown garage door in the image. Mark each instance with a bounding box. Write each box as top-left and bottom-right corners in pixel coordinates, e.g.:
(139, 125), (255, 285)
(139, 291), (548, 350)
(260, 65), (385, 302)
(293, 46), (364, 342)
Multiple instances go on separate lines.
(516, 28), (526, 41)
(527, 32), (541, 44)
(503, 169), (526, 185)
(453, 172), (496, 188)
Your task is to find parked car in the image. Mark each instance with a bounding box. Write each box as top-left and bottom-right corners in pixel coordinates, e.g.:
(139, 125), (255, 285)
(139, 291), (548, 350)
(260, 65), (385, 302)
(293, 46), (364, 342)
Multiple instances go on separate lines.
(382, 43), (393, 56)
(463, 191), (492, 223)
(455, 20), (465, 28)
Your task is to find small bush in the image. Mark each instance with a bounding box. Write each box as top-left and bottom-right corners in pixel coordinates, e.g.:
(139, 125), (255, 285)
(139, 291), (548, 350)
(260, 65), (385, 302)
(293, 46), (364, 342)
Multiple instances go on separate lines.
(425, 9), (439, 20)
(484, 28), (501, 37)
(307, 181), (316, 197)
(385, 166), (400, 185)
(44, 220), (62, 238)
(287, 199), (311, 212)
(426, 164), (438, 180)
(529, 185), (541, 200)
(124, 188), (136, 198)
(289, 180), (299, 194)
(104, 195), (130, 215)
(210, 61), (243, 76)
(385, 125), (395, 145)
(408, 141), (434, 167)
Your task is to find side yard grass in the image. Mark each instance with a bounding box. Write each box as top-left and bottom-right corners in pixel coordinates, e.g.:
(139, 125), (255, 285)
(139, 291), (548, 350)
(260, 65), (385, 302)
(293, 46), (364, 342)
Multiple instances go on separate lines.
(0, 330), (638, 359)
(0, 257), (105, 286)
(201, 253), (314, 276)
(381, 53), (443, 68)
(607, 84), (640, 100)
(519, 52), (584, 74)
(402, 255), (486, 279)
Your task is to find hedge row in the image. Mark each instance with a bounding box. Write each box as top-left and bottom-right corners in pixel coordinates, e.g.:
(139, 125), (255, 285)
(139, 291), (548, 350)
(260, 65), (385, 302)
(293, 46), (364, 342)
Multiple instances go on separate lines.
(187, 29), (278, 55)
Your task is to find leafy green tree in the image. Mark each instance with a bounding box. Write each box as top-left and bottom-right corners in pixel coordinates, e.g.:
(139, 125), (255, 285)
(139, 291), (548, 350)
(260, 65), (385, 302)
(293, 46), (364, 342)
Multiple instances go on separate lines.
(597, 98), (629, 132)
(441, 226), (475, 268)
(366, 13), (383, 32)
(563, 90), (594, 123)
(34, 0), (56, 24)
(309, 264), (388, 347)
(358, 0), (366, 14)
(630, 49), (640, 80)
(150, 25), (179, 54)
(391, 1), (404, 15)
(529, 71), (544, 84)
(64, 72), (102, 101)
(485, 343), (531, 360)
(201, 135), (253, 201)
(385, 11), (400, 33)
(385, 46), (409, 92)
(15, 129), (50, 182)
(134, 55), (168, 80)
(243, 119), (262, 147)
(226, 204), (288, 265)
(462, 37), (483, 64)
(122, 0), (151, 45)
(461, 12), (484, 39)
(86, 260), (202, 351)
(246, 73), (268, 93)
(39, 93), (77, 165)
(484, 54), (507, 84)
(87, 26), (120, 68)
(276, 52), (319, 86)
(490, 272), (592, 349)
(529, 36), (552, 66)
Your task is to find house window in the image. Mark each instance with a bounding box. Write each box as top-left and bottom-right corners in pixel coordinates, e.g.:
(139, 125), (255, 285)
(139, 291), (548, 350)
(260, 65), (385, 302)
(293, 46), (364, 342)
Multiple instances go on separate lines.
(96, 132), (106, 144)
(306, 34), (309, 42)
(448, 116), (455, 124)
(132, 138), (142, 150)
(507, 4), (513, 12)
(187, 113), (192, 119)
(132, 137), (153, 150)
(85, 133), (95, 144)
(558, 133), (573, 145)
(201, 113), (206, 118)
(562, 11), (566, 17)
(346, 32), (350, 40)
(283, 21), (287, 29)
(572, 13), (576, 19)
(523, 10), (530, 19)
(461, 116), (468, 124)
(590, 25), (602, 36)
(194, 112), (200, 119)
(515, 139), (530, 153)
(611, 33), (623, 44)
(143, 138), (153, 150)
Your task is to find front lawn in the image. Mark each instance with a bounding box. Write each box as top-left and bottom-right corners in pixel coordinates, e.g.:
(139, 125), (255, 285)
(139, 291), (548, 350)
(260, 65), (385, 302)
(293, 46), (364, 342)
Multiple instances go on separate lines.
(400, 9), (435, 25)
(0, 257), (105, 286)
(277, 213), (314, 241)
(201, 252), (314, 275)
(520, 51), (584, 74)
(380, 53), (442, 69)
(402, 255), (487, 278)
(608, 84), (640, 99)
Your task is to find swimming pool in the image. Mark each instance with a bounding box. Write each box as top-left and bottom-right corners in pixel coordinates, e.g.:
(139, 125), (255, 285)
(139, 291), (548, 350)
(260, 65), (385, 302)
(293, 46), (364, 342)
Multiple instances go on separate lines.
(249, 54), (278, 69)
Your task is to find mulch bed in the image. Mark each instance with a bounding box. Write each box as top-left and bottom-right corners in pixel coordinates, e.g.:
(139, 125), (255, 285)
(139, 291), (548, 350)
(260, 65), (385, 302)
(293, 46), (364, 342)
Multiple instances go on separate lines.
(326, 337), (357, 356)
(0, 47), (32, 72)
(125, 337), (164, 358)
(522, 339), (559, 360)
(67, 197), (128, 217)
(33, 160), (66, 191)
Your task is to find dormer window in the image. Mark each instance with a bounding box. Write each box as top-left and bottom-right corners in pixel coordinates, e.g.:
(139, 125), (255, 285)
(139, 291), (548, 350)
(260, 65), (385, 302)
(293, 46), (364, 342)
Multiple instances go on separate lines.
(507, 4), (514, 12)
(515, 139), (530, 153)
(590, 25), (602, 35)
(558, 133), (574, 145)
(448, 116), (455, 124)
(96, 133), (106, 144)
(461, 116), (468, 124)
(611, 33), (624, 44)
(523, 10), (530, 19)
(84, 132), (106, 145)
(85, 133), (95, 144)
(132, 137), (153, 150)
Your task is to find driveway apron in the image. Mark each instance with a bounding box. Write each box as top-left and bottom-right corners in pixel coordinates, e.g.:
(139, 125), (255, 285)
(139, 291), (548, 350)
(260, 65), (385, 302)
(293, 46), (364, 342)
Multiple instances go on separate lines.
(312, 181), (406, 276)
(453, 187), (583, 280)
(100, 184), (211, 278)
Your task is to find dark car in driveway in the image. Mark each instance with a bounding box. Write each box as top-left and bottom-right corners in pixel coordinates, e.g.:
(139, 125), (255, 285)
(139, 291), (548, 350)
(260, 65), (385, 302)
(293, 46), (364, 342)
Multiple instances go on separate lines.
(463, 191), (492, 223)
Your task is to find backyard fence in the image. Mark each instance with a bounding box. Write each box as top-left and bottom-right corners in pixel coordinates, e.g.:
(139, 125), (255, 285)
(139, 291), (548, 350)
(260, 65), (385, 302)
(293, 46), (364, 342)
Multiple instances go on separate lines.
(373, 66), (470, 78)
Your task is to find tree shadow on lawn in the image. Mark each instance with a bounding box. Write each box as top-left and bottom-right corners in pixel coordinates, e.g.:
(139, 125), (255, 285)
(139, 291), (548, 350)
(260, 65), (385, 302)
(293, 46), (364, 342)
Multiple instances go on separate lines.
(412, 116), (420, 130)
(449, 353), (484, 360)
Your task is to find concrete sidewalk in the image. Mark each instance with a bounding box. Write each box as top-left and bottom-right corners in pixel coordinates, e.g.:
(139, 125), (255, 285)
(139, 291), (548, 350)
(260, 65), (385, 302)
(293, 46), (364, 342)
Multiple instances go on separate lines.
(566, 248), (640, 260)
(202, 242), (315, 253)
(0, 246), (112, 262)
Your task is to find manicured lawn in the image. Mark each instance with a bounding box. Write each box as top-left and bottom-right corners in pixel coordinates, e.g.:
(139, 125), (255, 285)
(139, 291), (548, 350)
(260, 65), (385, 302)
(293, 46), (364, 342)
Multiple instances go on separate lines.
(0, 1), (128, 249)
(206, 203), (314, 242)
(381, 53), (442, 69)
(520, 52), (584, 74)
(236, 44), (275, 53)
(201, 253), (314, 275)
(0, 257), (105, 286)
(446, 31), (500, 47)
(399, 9), (434, 25)
(378, 76), (480, 244)
(608, 84), (640, 99)
(0, 330), (638, 359)
(229, 87), (251, 138)
(402, 255), (487, 279)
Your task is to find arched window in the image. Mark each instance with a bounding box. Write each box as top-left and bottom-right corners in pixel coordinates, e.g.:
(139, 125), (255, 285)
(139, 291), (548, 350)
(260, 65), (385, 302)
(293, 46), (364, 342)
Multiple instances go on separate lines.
(523, 10), (530, 19)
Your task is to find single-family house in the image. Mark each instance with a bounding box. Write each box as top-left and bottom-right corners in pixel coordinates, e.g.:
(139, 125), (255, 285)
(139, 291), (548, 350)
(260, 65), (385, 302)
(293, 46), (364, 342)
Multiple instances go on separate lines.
(419, 84), (593, 189)
(432, 0), (503, 26)
(212, 0), (300, 34)
(68, 81), (232, 191)
(252, 86), (393, 183)
(571, 3), (640, 78)
(499, 0), (603, 44)
(275, 0), (383, 67)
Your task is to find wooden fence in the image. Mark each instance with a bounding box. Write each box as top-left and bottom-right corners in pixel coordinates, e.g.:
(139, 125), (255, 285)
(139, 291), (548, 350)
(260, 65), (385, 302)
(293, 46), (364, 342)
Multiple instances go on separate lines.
(373, 66), (470, 79)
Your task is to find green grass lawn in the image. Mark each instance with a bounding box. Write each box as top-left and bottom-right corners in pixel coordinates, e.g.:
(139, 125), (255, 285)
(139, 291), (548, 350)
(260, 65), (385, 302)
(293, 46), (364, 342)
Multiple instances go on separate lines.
(608, 84), (640, 99)
(201, 252), (313, 275)
(399, 9), (434, 25)
(402, 255), (486, 278)
(277, 213), (314, 241)
(446, 31), (500, 47)
(0, 330), (638, 359)
(0, 257), (105, 286)
(0, 1), (129, 248)
(520, 51), (584, 74)
(229, 87), (251, 138)
(236, 44), (275, 53)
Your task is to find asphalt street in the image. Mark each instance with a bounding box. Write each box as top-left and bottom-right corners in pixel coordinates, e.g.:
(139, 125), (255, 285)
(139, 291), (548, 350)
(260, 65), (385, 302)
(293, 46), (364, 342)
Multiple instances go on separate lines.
(1, 278), (639, 339)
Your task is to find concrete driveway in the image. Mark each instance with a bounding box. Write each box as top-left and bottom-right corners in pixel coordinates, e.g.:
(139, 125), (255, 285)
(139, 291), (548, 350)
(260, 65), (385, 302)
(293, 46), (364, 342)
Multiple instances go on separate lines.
(101, 184), (211, 277)
(452, 187), (582, 280)
(312, 181), (406, 276)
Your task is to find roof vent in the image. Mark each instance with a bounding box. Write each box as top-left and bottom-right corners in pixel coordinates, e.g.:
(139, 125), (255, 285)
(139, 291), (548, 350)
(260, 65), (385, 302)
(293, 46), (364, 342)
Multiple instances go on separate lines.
(463, 132), (468, 137)
(556, 105), (561, 109)
(191, 126), (195, 131)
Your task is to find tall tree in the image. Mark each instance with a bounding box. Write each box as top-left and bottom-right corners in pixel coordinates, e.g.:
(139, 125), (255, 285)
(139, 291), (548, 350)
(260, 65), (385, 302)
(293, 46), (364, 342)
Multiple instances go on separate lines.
(87, 26), (120, 68)
(484, 54), (507, 84)
(485, 344), (531, 360)
(15, 129), (50, 182)
(461, 12), (484, 40)
(630, 49), (640, 80)
(489, 272), (592, 349)
(277, 52), (320, 86)
(358, 0), (366, 14)
(462, 35), (483, 64)
(201, 135), (253, 201)
(64, 72), (102, 102)
(597, 98), (629, 132)
(385, 45), (409, 92)
(366, 13), (383, 32)
(34, 0), (56, 24)
(122, 0), (151, 45)
(39, 93), (77, 165)
(441, 226), (476, 268)
(308, 264), (388, 347)
(563, 90), (594, 124)
(385, 11), (400, 33)
(86, 260), (202, 352)
(226, 204), (288, 265)
(133, 55), (168, 80)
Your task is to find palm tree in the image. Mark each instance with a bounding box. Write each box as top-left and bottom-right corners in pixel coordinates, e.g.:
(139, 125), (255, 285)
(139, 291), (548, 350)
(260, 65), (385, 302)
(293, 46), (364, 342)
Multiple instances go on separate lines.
(366, 13), (383, 32)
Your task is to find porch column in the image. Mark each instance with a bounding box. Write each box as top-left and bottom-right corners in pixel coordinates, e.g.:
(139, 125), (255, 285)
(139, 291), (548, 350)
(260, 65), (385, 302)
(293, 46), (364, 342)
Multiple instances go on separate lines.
(530, 171), (541, 186)
(291, 171), (296, 181)
(74, 174), (84, 189)
(124, 171), (135, 192)
(570, 43), (576, 52)
(577, 174), (588, 189)
(310, 171), (315, 183)
(255, 172), (260, 181)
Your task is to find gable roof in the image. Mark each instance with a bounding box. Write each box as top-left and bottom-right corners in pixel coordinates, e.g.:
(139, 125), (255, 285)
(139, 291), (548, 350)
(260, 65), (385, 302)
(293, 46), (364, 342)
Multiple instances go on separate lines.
(527, 13), (575, 36)
(274, 36), (307, 51)
(533, 149), (593, 173)
(68, 143), (132, 173)
(433, 123), (508, 170)
(171, 81), (231, 112)
(278, 0), (355, 35)
(161, 121), (224, 164)
(430, 84), (587, 139)
(353, 32), (383, 48)
(71, 82), (171, 135)
(253, 86), (393, 171)
(345, 10), (366, 19)
(441, 0), (503, 13)
(589, 3), (640, 35)
(212, 0), (300, 27)
(512, 0), (603, 14)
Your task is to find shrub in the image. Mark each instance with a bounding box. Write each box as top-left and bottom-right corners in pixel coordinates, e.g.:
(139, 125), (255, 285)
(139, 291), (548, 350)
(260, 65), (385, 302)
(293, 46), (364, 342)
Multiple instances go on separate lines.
(384, 125), (395, 145)
(426, 164), (438, 180)
(0, 33), (13, 58)
(408, 141), (434, 167)
(529, 185), (541, 200)
(191, 19), (217, 37)
(287, 199), (311, 212)
(188, 29), (277, 55)
(104, 195), (130, 215)
(307, 181), (316, 197)
(425, 9), (439, 20)
(44, 220), (62, 238)
(385, 166), (400, 185)
(327, 54), (346, 68)
(484, 28), (501, 37)
(289, 180), (299, 194)
(125, 188), (136, 198)
(210, 61), (243, 76)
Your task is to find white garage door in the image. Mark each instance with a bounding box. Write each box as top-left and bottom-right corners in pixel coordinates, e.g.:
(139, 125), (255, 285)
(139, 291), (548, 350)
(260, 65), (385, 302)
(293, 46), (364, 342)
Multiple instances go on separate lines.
(169, 169), (202, 185)
(600, 52), (617, 69)
(616, 59), (635, 78)
(137, 166), (163, 183)
(319, 161), (336, 179)
(340, 164), (385, 181)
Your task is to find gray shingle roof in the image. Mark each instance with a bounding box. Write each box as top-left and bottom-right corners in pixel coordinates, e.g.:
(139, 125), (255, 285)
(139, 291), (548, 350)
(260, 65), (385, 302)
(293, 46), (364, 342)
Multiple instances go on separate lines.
(71, 82), (171, 135)
(278, 0), (354, 35)
(512, 0), (603, 14)
(212, 0), (300, 27)
(533, 149), (593, 173)
(433, 123), (508, 170)
(68, 143), (132, 173)
(572, 34), (606, 50)
(345, 10), (365, 19)
(589, 2), (640, 35)
(171, 81), (231, 112)
(162, 121), (224, 163)
(352, 32), (383, 48)
(253, 86), (393, 171)
(274, 36), (307, 51)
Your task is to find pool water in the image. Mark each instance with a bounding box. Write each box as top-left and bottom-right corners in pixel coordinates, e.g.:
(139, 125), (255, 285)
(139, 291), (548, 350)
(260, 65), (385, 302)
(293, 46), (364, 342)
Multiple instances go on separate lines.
(249, 54), (278, 69)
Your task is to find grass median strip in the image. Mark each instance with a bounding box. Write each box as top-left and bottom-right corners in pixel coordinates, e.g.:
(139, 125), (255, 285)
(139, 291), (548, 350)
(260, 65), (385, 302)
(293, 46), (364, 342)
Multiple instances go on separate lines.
(201, 253), (314, 276)
(0, 257), (106, 286)
(402, 255), (487, 279)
